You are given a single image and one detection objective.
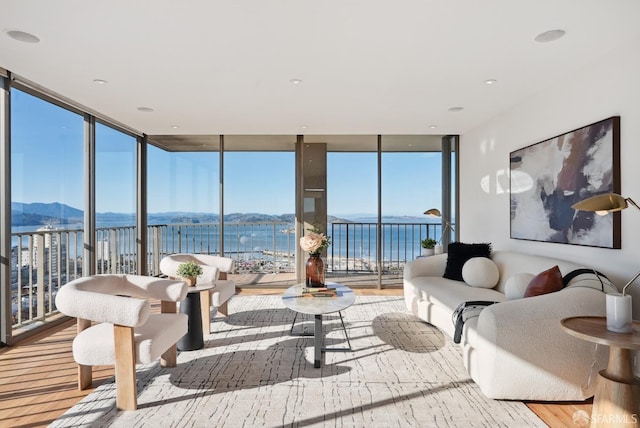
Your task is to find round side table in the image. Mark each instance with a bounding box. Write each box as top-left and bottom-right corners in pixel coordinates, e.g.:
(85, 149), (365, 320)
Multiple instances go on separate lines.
(561, 316), (640, 427)
(177, 283), (215, 351)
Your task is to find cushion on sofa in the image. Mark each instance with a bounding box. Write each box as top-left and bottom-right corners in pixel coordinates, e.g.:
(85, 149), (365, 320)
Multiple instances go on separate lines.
(504, 273), (535, 300)
(443, 242), (492, 281)
(411, 276), (505, 316)
(462, 257), (499, 288)
(563, 269), (618, 294)
(524, 265), (563, 297)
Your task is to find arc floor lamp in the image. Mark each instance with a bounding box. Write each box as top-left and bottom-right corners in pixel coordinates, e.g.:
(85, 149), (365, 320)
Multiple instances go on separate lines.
(572, 192), (639, 333)
(424, 208), (455, 254)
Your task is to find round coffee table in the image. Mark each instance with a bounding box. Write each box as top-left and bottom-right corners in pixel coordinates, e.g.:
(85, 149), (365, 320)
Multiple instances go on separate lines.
(282, 282), (355, 368)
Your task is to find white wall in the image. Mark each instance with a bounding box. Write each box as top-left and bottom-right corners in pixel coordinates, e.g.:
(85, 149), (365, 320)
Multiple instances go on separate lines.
(460, 37), (640, 319)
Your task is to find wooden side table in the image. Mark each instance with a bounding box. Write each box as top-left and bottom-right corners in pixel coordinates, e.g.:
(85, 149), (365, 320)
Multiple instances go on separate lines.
(561, 316), (640, 427)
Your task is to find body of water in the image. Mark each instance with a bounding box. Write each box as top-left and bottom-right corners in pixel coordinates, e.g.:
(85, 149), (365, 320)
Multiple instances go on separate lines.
(11, 219), (454, 262)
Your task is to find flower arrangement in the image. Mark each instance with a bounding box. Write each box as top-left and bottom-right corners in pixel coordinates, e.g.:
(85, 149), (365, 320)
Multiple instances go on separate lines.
(300, 226), (331, 256)
(176, 261), (203, 278)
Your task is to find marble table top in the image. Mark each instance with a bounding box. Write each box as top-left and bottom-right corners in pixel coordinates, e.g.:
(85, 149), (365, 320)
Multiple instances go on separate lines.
(281, 282), (355, 315)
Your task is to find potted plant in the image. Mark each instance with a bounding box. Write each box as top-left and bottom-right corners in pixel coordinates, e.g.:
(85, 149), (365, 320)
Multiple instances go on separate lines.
(420, 238), (437, 256)
(176, 261), (203, 286)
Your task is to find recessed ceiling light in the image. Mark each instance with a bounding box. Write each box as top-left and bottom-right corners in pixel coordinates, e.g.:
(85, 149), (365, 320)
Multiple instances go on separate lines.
(5, 29), (40, 44)
(170, 125), (179, 129)
(484, 79), (497, 85)
(289, 79), (302, 85)
(93, 79), (108, 85)
(137, 107), (154, 113)
(429, 125), (438, 129)
(448, 107), (464, 112)
(300, 125), (308, 130)
(534, 29), (566, 43)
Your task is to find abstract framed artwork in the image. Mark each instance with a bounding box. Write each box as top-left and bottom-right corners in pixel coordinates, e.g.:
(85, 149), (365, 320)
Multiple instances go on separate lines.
(510, 116), (620, 248)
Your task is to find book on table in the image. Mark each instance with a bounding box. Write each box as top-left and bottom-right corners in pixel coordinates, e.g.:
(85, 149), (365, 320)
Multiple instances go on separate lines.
(301, 287), (337, 298)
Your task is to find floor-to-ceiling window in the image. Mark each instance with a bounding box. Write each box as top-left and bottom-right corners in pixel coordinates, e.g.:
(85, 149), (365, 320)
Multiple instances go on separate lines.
(144, 134), (457, 289)
(223, 136), (296, 280)
(95, 123), (136, 274)
(10, 88), (84, 329)
(146, 140), (220, 275)
(2, 86), (458, 340)
(323, 136), (378, 284)
(314, 134), (457, 288)
(381, 136), (443, 280)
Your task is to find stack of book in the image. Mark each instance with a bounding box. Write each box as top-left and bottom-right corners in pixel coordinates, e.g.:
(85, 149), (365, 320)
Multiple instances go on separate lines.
(300, 287), (337, 298)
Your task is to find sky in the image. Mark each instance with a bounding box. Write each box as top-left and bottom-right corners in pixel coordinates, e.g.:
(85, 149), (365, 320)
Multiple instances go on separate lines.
(11, 89), (443, 218)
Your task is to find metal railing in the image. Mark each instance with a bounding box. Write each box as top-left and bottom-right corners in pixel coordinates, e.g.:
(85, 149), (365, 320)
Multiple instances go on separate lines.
(11, 228), (84, 327)
(10, 221), (446, 328)
(329, 222), (441, 274)
(145, 222), (294, 276)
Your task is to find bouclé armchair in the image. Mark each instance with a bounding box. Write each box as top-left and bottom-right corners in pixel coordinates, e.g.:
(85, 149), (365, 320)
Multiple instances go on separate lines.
(160, 253), (236, 334)
(55, 274), (188, 411)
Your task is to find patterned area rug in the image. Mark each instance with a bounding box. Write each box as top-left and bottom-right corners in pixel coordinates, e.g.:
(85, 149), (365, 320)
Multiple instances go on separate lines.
(51, 296), (545, 427)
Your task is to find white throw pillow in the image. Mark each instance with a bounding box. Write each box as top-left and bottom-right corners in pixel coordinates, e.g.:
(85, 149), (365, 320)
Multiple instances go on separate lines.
(505, 273), (535, 300)
(462, 257), (499, 288)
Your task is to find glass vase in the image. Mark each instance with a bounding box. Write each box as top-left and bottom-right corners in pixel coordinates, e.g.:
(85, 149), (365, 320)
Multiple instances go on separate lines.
(305, 254), (325, 287)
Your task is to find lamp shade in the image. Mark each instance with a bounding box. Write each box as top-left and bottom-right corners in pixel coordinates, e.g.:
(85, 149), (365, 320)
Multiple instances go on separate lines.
(571, 193), (628, 213)
(424, 208), (442, 217)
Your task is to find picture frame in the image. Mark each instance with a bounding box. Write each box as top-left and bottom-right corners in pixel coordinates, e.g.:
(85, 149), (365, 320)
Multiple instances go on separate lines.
(509, 116), (620, 248)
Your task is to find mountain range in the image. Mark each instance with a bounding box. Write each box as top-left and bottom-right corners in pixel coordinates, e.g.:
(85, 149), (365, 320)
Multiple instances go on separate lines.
(11, 202), (351, 226)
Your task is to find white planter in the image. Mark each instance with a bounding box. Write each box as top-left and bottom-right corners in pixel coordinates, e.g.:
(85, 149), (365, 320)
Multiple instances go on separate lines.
(421, 248), (434, 256)
(434, 244), (444, 255)
(606, 293), (633, 333)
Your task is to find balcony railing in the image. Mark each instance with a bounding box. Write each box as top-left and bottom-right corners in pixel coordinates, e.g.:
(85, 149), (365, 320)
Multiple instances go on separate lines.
(10, 221), (447, 329)
(329, 222), (440, 274)
(145, 222), (295, 276)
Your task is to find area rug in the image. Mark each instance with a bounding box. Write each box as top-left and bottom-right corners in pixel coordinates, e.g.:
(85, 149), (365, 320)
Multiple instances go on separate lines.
(50, 296), (545, 427)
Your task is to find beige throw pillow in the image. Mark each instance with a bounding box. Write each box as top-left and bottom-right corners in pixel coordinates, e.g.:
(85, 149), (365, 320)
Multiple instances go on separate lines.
(462, 257), (499, 288)
(505, 273), (535, 300)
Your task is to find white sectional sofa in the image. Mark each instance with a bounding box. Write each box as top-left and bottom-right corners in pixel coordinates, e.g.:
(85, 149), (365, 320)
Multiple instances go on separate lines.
(403, 250), (613, 401)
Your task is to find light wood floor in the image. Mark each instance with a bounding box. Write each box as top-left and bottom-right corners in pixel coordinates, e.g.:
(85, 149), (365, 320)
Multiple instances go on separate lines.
(0, 287), (591, 428)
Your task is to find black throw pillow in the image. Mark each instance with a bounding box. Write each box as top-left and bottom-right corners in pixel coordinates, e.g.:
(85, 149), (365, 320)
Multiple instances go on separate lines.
(443, 242), (492, 281)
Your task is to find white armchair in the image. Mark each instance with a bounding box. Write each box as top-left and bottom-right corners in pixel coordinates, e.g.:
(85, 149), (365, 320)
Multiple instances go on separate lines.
(160, 253), (236, 334)
(55, 274), (188, 411)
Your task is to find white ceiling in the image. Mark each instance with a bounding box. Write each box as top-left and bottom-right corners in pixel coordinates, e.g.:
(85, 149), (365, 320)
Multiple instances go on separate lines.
(1, 0), (639, 137)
